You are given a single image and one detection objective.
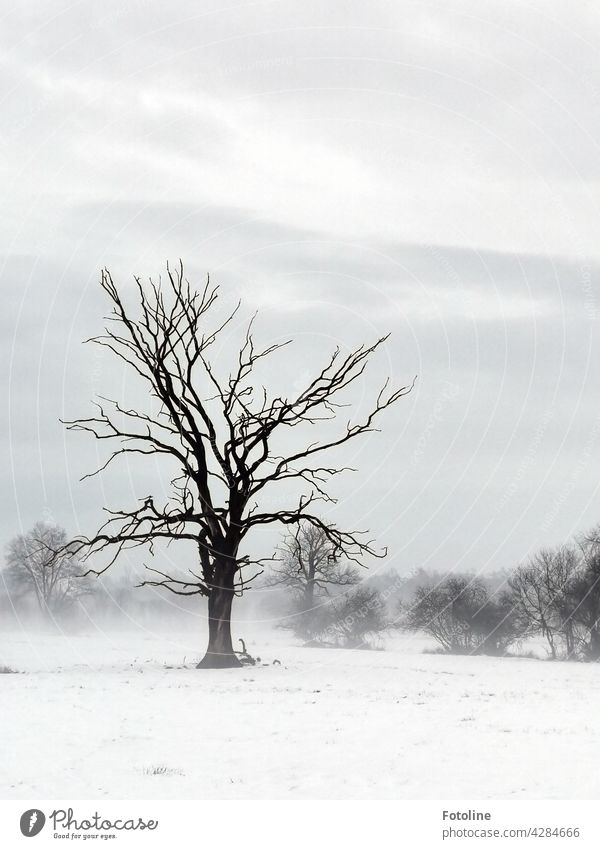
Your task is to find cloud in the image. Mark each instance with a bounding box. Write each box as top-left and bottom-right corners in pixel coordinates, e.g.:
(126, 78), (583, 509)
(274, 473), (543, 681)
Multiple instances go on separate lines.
(3, 0), (600, 261)
(1, 0), (600, 575)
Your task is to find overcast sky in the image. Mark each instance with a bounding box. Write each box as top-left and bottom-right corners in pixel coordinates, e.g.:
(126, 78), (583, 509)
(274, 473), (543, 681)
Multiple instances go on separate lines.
(1, 0), (599, 587)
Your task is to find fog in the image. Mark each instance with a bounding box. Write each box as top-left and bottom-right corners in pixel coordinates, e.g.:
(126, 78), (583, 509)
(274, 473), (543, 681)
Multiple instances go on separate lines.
(2, 0), (600, 605)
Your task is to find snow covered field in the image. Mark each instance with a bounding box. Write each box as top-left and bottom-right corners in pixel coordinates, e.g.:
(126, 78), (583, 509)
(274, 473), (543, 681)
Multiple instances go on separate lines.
(2, 627), (600, 800)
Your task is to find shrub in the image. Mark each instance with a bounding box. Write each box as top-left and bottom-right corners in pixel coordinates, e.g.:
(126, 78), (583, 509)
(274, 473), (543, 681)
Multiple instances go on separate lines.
(288, 586), (387, 649)
(404, 575), (524, 655)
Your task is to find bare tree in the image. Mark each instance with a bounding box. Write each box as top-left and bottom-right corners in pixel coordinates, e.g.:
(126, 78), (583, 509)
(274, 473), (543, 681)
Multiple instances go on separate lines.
(508, 546), (578, 658)
(404, 576), (485, 654)
(4, 523), (91, 617)
(568, 527), (600, 660)
(267, 521), (360, 613)
(64, 263), (413, 668)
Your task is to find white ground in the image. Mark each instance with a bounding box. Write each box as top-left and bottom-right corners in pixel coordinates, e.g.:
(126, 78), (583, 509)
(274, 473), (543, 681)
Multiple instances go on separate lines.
(2, 626), (600, 799)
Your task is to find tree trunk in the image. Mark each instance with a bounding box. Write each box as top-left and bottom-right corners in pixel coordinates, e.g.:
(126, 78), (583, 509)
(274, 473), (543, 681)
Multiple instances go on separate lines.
(543, 623), (557, 659)
(589, 626), (600, 661)
(564, 623), (575, 659)
(197, 569), (241, 669)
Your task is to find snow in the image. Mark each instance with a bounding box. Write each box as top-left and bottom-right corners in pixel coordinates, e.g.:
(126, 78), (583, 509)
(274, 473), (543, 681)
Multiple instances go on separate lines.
(2, 627), (600, 799)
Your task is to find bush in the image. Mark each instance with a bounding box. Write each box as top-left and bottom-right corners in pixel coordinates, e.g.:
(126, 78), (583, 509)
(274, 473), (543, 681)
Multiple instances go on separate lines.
(403, 575), (524, 655)
(287, 586), (387, 649)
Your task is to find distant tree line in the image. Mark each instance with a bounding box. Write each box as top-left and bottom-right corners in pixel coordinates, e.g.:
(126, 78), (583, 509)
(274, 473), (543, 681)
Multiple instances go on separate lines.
(6, 518), (600, 663)
(402, 525), (600, 661)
